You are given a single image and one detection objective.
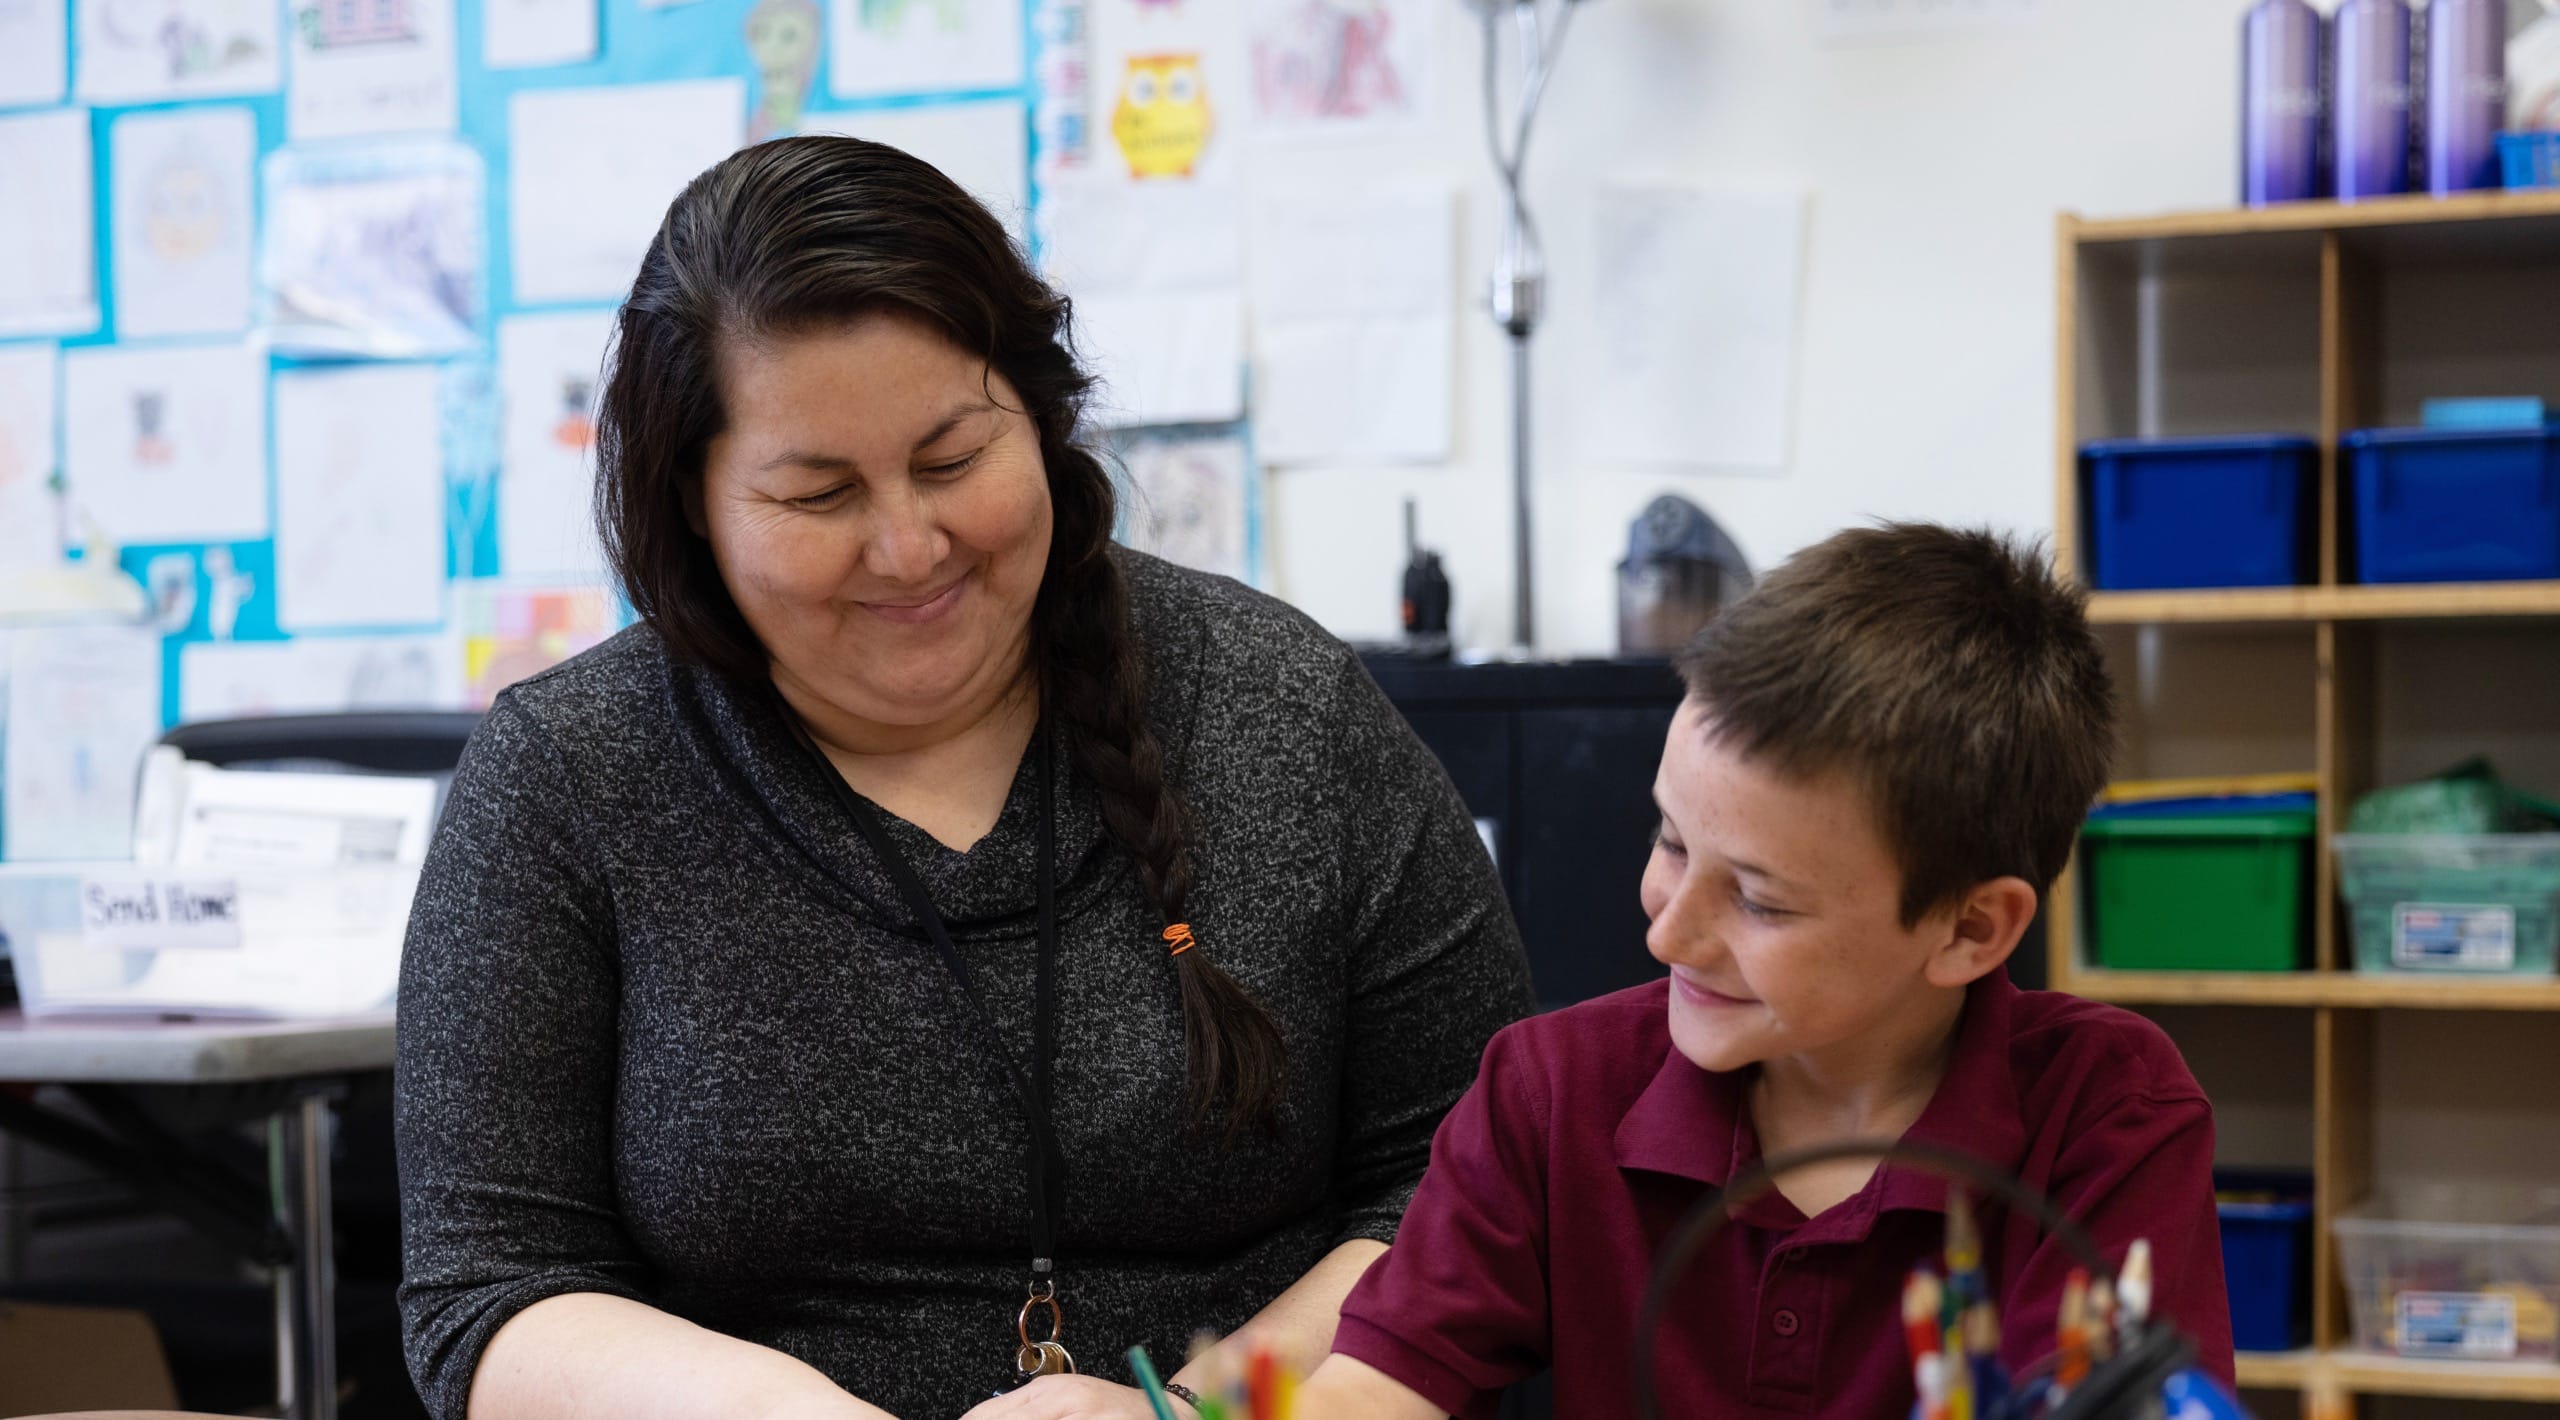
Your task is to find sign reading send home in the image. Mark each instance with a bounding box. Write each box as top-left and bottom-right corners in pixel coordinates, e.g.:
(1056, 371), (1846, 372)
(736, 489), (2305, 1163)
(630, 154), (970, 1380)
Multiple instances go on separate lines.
(77, 874), (245, 953)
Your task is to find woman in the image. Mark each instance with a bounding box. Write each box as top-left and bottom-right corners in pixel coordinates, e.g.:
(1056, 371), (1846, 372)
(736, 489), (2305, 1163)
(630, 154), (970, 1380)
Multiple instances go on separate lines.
(393, 137), (1532, 1420)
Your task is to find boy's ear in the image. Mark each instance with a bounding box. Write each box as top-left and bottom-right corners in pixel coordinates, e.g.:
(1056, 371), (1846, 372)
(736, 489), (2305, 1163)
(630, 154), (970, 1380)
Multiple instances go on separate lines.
(1923, 876), (2040, 989)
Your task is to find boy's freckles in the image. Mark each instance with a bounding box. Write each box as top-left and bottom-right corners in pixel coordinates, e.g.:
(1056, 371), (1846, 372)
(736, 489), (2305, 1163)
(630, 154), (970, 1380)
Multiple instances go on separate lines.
(1643, 698), (1955, 1078)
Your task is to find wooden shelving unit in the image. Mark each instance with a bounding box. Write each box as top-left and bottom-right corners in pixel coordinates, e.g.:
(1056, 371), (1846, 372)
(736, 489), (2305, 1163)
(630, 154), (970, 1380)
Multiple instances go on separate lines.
(2051, 193), (2560, 1418)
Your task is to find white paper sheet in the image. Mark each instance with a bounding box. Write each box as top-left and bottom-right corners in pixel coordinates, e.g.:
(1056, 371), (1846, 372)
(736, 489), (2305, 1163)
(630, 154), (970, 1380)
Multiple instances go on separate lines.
(827, 0), (1024, 100)
(484, 0), (596, 68)
(0, 0), (68, 106)
(1115, 427), (1252, 581)
(181, 633), (465, 720)
(1583, 185), (1805, 471)
(0, 345), (59, 573)
(0, 109), (99, 340)
(287, 0), (458, 139)
(110, 107), (256, 340)
(1244, 0), (1435, 140)
(75, 0), (282, 101)
(63, 342), (269, 544)
(262, 141), (481, 358)
(509, 79), (746, 304)
(1040, 177), (1245, 429)
(496, 310), (614, 582)
(1248, 181), (1452, 464)
(273, 364), (447, 631)
(2, 623), (163, 861)
(802, 98), (1031, 235)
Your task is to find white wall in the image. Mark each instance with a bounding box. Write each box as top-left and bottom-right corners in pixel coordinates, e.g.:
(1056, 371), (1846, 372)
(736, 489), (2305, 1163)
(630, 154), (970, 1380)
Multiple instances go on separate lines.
(1242, 0), (2255, 654)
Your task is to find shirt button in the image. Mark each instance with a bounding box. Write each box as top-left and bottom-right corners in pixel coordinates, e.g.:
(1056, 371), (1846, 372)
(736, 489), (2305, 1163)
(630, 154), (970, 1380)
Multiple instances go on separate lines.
(1772, 1308), (1802, 1337)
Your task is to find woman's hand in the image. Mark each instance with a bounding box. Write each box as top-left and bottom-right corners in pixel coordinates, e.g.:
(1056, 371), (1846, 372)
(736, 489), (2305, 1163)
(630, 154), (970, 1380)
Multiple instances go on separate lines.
(954, 1375), (1195, 1420)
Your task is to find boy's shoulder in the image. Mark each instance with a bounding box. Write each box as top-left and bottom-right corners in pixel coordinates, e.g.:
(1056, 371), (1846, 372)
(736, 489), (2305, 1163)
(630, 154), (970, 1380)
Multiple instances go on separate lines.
(2001, 984), (2210, 1121)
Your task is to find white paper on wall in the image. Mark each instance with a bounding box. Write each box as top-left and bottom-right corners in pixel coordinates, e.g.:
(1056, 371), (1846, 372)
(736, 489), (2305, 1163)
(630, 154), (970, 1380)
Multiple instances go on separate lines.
(0, 109), (100, 340)
(262, 141), (481, 358)
(273, 364), (448, 631)
(1248, 180), (1452, 464)
(2, 623), (164, 862)
(802, 98), (1032, 235)
(1582, 184), (1805, 471)
(496, 310), (615, 582)
(1813, 0), (2042, 46)
(181, 632), (465, 719)
(0, 345), (60, 573)
(483, 0), (596, 68)
(0, 0), (69, 107)
(827, 0), (1025, 101)
(1114, 427), (1252, 582)
(75, 0), (282, 101)
(287, 0), (459, 139)
(63, 342), (269, 545)
(1040, 176), (1245, 429)
(111, 106), (257, 340)
(508, 79), (746, 304)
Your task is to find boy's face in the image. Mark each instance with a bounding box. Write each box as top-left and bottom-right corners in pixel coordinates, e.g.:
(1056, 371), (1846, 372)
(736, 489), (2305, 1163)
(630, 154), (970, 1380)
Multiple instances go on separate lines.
(1641, 699), (1959, 1076)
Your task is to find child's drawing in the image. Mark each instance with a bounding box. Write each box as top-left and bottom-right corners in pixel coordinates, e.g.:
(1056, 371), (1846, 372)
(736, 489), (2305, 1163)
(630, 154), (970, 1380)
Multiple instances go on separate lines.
(132, 390), (174, 465)
(263, 142), (481, 358)
(299, 0), (418, 48)
(113, 106), (255, 337)
(858, 0), (961, 34)
(1247, 0), (1429, 135)
(78, 0), (281, 101)
(826, 0), (1021, 101)
(746, 0), (822, 142)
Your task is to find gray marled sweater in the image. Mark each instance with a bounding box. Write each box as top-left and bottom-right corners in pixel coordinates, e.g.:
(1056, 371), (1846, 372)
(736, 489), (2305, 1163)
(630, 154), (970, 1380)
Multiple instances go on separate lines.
(393, 551), (1534, 1420)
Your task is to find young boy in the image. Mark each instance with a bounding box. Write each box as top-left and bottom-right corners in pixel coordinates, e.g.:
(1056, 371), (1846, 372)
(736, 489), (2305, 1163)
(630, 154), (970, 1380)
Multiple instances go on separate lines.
(1302, 524), (2234, 1418)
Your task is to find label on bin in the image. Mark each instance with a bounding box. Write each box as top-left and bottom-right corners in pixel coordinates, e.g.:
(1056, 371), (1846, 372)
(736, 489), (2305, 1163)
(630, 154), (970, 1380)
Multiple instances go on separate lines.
(77, 873), (244, 952)
(2396, 1291), (2518, 1359)
(2393, 902), (2516, 970)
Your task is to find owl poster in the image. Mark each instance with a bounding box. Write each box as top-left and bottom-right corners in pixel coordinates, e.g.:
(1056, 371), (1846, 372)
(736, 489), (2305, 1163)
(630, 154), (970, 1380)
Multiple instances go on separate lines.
(110, 106), (256, 338)
(1111, 52), (1212, 179)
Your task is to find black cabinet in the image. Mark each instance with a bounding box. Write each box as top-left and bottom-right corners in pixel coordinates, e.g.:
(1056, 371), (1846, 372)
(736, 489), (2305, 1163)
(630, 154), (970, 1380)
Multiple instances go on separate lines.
(1363, 657), (1685, 1013)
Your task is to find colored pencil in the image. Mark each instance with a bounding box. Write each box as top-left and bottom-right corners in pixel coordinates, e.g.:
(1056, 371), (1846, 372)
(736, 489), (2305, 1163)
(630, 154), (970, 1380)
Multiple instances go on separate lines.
(1905, 1270), (1945, 1363)
(2056, 1269), (2092, 1391)
(1127, 1345), (1181, 1420)
(2119, 1238), (2155, 1333)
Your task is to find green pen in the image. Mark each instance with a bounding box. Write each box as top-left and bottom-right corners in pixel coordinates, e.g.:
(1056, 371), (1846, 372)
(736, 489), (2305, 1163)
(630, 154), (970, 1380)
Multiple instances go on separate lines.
(1127, 1344), (1180, 1420)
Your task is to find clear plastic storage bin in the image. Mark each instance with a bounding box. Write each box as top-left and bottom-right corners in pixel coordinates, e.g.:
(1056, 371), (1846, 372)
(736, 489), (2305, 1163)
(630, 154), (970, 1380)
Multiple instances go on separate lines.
(0, 861), (417, 1018)
(2337, 1183), (2560, 1362)
(2333, 834), (2560, 975)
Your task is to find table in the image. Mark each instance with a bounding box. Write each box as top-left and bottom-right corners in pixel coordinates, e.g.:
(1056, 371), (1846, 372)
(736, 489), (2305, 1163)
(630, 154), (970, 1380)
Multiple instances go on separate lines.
(0, 1009), (394, 1420)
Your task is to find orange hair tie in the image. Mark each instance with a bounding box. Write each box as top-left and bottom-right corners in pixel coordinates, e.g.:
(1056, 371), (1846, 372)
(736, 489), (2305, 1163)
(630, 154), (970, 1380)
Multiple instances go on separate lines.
(1162, 923), (1196, 959)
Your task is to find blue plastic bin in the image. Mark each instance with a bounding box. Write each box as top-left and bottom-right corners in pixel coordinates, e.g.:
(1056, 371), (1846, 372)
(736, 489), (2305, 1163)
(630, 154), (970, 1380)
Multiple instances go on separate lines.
(2219, 1169), (2315, 1353)
(2500, 131), (2560, 191)
(2346, 423), (2560, 584)
(2080, 436), (2318, 590)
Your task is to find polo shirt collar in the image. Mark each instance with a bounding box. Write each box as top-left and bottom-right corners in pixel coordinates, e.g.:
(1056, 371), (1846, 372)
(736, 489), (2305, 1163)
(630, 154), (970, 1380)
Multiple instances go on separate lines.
(1611, 970), (2031, 1218)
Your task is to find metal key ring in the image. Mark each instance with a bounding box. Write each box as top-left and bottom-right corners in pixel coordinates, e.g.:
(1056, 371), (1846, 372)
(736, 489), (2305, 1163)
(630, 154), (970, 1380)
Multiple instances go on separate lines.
(1018, 1293), (1063, 1348)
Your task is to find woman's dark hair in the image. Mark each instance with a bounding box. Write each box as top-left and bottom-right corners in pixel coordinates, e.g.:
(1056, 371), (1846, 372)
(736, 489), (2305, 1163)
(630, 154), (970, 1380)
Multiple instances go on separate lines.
(596, 137), (1286, 1141)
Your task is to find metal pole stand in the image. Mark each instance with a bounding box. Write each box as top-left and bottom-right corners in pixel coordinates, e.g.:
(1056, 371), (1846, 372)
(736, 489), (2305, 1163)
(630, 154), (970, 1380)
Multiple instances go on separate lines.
(270, 1084), (341, 1420)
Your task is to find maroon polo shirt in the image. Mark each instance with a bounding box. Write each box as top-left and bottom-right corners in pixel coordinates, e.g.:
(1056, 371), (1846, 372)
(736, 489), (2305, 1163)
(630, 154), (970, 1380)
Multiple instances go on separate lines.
(1335, 971), (2235, 1418)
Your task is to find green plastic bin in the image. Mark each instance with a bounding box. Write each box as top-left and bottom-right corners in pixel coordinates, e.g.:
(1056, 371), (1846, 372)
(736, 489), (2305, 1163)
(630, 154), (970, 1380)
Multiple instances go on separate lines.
(2082, 811), (2316, 971)
(2333, 834), (2560, 975)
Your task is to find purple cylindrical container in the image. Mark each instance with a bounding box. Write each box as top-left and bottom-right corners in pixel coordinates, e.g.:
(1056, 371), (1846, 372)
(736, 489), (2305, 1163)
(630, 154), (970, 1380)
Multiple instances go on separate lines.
(2334, 0), (2413, 199)
(2244, 0), (2325, 205)
(2427, 0), (2510, 193)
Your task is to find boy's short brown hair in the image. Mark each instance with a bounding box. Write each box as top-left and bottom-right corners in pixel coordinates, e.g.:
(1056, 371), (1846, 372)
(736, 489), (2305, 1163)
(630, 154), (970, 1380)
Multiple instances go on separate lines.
(1673, 522), (2115, 926)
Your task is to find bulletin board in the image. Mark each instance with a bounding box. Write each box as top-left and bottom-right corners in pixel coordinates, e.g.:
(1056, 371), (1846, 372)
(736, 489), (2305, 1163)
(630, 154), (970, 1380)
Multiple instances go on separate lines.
(0, 0), (1451, 861)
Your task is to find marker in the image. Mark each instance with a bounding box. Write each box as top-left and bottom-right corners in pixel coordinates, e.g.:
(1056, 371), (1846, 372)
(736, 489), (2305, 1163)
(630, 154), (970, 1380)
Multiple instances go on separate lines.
(1128, 1345), (1181, 1420)
(2088, 1276), (2118, 1361)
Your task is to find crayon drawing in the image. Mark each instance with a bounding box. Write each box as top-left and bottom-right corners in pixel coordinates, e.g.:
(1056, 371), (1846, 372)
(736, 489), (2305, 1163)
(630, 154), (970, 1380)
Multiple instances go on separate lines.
(77, 0), (282, 102)
(263, 141), (480, 357)
(1245, 0), (1431, 137)
(827, 0), (1021, 100)
(112, 106), (256, 338)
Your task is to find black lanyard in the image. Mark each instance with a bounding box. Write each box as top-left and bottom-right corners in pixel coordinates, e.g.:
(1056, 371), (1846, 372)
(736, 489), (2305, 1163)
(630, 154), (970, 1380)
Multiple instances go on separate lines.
(783, 710), (1069, 1372)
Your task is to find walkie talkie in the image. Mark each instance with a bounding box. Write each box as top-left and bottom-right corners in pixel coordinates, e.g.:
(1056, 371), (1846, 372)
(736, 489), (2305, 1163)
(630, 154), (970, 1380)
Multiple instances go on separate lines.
(1400, 498), (1451, 640)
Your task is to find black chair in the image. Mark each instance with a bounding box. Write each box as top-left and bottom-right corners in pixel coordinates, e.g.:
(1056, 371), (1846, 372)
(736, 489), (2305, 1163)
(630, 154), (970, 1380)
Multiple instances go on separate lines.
(1, 711), (480, 1419)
